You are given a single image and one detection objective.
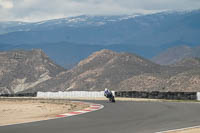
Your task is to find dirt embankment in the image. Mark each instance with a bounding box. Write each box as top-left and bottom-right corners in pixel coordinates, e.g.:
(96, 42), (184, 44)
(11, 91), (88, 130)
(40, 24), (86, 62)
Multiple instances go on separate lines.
(0, 98), (89, 126)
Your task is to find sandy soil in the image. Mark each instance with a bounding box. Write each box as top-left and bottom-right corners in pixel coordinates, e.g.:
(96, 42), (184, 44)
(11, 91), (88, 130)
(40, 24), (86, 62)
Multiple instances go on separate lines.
(0, 98), (89, 126)
(167, 128), (200, 133)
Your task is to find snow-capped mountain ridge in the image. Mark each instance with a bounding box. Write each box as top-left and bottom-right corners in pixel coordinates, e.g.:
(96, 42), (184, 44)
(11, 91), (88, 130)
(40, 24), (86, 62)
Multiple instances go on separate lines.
(0, 14), (144, 34)
(0, 10), (197, 34)
(32, 14), (143, 27)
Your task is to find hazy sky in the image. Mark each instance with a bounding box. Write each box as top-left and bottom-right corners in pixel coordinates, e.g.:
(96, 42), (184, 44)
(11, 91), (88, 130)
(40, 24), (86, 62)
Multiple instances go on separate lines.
(0, 0), (200, 22)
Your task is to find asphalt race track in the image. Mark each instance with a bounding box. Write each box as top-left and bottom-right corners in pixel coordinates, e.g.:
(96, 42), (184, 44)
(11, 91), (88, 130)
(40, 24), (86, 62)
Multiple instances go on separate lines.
(1, 101), (200, 133)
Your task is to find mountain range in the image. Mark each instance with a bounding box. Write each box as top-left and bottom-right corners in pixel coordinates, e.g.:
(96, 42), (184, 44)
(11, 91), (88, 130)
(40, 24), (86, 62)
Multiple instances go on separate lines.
(0, 10), (200, 67)
(1, 49), (200, 94)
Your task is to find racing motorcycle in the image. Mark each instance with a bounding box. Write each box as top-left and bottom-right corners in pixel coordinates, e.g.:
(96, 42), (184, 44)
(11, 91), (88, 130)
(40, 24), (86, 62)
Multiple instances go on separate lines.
(106, 93), (115, 103)
(109, 94), (115, 103)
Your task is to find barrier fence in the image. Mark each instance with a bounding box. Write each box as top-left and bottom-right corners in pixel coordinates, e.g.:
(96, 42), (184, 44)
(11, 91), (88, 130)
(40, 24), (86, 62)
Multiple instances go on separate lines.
(37, 91), (115, 98)
(36, 91), (199, 101)
(0, 92), (37, 97)
(115, 91), (197, 100)
(0, 91), (200, 101)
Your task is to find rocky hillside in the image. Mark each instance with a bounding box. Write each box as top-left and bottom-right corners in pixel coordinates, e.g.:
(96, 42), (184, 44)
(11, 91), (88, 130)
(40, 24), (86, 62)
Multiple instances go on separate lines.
(152, 45), (200, 65)
(2, 49), (200, 94)
(0, 49), (65, 94)
(24, 49), (200, 93)
(118, 56), (200, 92)
(173, 57), (200, 67)
(25, 49), (162, 92)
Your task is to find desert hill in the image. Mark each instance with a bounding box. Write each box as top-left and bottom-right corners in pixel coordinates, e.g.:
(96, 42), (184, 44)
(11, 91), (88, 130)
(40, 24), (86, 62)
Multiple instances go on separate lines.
(26, 49), (162, 92)
(0, 49), (65, 94)
(1, 49), (200, 94)
(26, 49), (200, 93)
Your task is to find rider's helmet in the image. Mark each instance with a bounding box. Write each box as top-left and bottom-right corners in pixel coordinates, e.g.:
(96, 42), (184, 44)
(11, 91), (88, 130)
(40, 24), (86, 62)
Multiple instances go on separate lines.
(105, 88), (108, 92)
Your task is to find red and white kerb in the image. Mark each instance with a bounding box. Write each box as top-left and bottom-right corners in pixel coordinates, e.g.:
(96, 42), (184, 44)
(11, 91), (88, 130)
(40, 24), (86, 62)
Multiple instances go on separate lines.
(56, 103), (104, 118)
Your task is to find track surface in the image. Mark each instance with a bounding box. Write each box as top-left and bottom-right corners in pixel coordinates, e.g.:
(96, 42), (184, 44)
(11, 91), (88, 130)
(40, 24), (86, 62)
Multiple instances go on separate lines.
(1, 101), (200, 133)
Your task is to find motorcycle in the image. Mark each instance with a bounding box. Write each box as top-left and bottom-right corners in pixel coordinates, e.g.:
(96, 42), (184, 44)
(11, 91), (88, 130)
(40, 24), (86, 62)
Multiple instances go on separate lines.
(106, 93), (115, 103)
(109, 94), (115, 103)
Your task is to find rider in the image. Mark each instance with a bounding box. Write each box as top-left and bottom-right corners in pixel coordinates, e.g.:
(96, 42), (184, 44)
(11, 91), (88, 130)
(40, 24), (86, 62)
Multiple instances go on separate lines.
(104, 88), (112, 98)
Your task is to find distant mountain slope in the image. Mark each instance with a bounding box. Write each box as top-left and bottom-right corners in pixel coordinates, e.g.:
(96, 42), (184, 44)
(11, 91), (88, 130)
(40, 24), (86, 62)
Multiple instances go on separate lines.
(0, 15), (141, 35)
(173, 57), (200, 67)
(0, 10), (200, 46)
(152, 45), (200, 65)
(0, 42), (163, 68)
(0, 21), (28, 35)
(0, 10), (200, 68)
(0, 49), (65, 94)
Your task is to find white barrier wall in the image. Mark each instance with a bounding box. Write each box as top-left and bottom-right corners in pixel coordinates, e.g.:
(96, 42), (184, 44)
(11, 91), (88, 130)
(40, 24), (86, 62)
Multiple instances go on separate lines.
(37, 91), (115, 98)
(197, 92), (200, 101)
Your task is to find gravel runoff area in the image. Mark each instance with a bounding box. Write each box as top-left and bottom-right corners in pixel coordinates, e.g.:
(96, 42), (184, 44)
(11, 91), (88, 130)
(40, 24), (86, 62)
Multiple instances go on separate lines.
(0, 98), (89, 126)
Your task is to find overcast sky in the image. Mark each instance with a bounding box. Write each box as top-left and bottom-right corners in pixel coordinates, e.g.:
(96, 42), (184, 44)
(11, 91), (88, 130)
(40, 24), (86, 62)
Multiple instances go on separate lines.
(0, 0), (200, 22)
